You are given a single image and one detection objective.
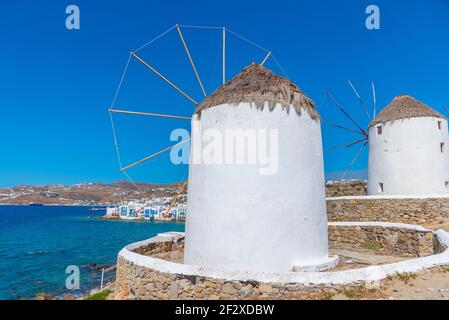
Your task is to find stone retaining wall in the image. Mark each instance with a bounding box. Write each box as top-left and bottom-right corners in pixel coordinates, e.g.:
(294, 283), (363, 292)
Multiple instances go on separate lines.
(115, 255), (336, 300)
(328, 224), (435, 257)
(133, 239), (184, 262)
(115, 226), (449, 300)
(327, 196), (449, 224)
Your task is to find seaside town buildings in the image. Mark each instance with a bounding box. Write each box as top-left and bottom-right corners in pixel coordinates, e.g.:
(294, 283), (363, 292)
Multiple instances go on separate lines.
(105, 199), (187, 221)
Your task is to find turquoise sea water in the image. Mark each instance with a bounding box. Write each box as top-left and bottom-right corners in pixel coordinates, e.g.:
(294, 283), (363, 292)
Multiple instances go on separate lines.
(0, 205), (184, 300)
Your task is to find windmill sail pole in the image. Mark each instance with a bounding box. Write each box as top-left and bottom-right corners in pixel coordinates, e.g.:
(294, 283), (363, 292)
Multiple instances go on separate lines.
(372, 81), (377, 118)
(222, 27), (226, 85)
(327, 91), (368, 137)
(164, 181), (188, 218)
(321, 119), (365, 135)
(340, 142), (368, 180)
(326, 137), (367, 152)
(176, 24), (207, 97)
(348, 80), (371, 121)
(131, 52), (199, 106)
(120, 139), (190, 172)
(261, 52), (271, 66)
(109, 109), (191, 120)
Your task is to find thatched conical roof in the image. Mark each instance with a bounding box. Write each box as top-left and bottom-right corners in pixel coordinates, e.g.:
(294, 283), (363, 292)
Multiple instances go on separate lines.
(369, 95), (445, 128)
(194, 63), (319, 120)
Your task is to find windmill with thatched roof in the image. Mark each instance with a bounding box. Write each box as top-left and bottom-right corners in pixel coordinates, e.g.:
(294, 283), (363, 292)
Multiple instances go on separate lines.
(325, 86), (449, 196)
(367, 95), (449, 195)
(185, 62), (338, 273)
(108, 25), (337, 272)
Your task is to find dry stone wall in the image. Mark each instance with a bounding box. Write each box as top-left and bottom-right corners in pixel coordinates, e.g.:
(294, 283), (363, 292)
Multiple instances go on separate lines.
(328, 225), (436, 257)
(114, 225), (442, 300)
(115, 254), (363, 300)
(327, 196), (449, 224)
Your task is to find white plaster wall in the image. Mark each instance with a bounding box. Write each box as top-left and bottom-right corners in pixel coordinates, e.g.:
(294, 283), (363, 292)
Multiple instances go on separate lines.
(184, 102), (330, 272)
(368, 117), (449, 195)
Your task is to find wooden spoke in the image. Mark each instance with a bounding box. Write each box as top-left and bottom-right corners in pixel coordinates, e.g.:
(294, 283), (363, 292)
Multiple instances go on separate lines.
(327, 91), (368, 137)
(348, 80), (371, 121)
(261, 52), (271, 66)
(372, 81), (377, 118)
(321, 119), (365, 135)
(176, 25), (207, 97)
(340, 142), (368, 179)
(109, 109), (191, 120)
(131, 52), (199, 106)
(326, 137), (367, 152)
(163, 181), (188, 218)
(120, 139), (190, 172)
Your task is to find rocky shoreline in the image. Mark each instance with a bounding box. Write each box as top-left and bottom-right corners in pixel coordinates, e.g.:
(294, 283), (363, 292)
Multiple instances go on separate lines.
(33, 263), (117, 301)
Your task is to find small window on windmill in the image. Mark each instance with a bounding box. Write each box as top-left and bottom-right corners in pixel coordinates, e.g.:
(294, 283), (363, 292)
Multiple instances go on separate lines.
(378, 183), (384, 193)
(441, 142), (446, 153)
(376, 125), (382, 135)
(438, 121), (442, 130)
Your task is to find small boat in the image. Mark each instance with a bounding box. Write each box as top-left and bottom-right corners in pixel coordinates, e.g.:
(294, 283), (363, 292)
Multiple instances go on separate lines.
(29, 202), (44, 206)
(89, 207), (107, 212)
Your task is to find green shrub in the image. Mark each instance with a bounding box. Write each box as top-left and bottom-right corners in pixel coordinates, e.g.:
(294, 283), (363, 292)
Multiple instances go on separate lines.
(397, 273), (417, 283)
(321, 292), (335, 300)
(361, 241), (383, 251)
(344, 289), (356, 299)
(85, 290), (111, 300)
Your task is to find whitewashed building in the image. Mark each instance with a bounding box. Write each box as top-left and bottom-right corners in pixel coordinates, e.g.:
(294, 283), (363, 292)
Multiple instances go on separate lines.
(184, 63), (337, 273)
(368, 95), (449, 195)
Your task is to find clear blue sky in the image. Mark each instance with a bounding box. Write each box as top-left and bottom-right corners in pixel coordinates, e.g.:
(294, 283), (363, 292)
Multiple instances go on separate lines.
(0, 0), (448, 187)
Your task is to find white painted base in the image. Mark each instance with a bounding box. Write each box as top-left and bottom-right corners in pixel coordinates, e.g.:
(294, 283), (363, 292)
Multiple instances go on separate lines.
(119, 224), (449, 286)
(292, 255), (340, 272)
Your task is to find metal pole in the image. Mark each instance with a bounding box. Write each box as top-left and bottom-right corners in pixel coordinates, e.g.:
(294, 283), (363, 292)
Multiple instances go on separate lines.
(100, 268), (104, 291)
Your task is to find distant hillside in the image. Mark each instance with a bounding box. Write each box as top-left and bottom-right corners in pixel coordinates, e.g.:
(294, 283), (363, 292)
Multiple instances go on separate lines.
(0, 179), (366, 205)
(0, 181), (185, 206)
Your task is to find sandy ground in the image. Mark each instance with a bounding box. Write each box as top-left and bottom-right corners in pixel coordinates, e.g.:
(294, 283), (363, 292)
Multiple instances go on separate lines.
(326, 268), (449, 300)
(382, 270), (449, 300)
(374, 221), (449, 300)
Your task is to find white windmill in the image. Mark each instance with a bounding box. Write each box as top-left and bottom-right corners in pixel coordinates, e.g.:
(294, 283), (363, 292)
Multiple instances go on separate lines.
(109, 25), (338, 272)
(108, 24), (288, 216)
(325, 83), (449, 196)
